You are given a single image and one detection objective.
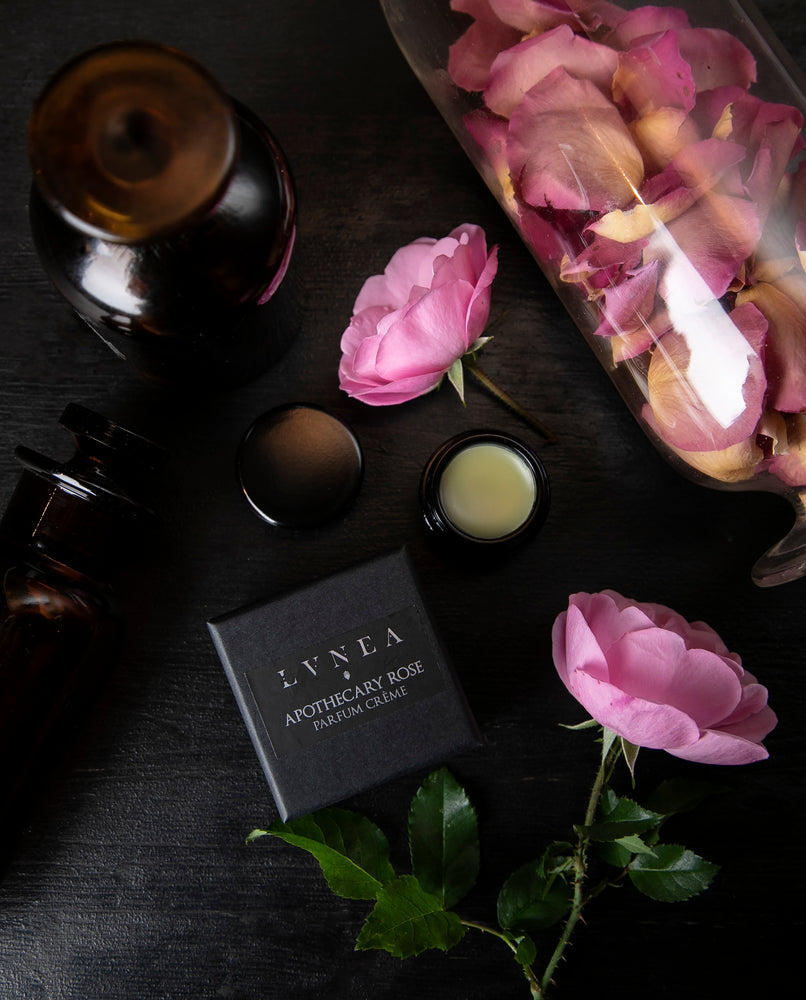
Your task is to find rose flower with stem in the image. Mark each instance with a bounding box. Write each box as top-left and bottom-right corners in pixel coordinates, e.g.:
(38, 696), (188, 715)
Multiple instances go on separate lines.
(249, 590), (776, 998)
(338, 222), (555, 441)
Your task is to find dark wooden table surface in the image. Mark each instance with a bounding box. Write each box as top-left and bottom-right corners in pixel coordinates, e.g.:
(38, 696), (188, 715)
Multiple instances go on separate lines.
(2, 1), (805, 997)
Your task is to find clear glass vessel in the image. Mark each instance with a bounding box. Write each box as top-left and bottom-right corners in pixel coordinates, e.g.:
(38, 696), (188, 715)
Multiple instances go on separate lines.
(381, 0), (806, 586)
(28, 41), (296, 389)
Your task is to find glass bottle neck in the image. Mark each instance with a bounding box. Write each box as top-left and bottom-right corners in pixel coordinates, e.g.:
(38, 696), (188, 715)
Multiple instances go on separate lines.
(0, 405), (163, 582)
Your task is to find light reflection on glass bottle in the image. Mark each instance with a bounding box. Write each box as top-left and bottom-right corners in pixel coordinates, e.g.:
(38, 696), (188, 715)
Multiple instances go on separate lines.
(28, 41), (297, 389)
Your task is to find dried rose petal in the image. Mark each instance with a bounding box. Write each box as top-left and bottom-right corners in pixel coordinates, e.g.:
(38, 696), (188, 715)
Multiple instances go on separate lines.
(484, 24), (619, 118)
(644, 300), (767, 452)
(507, 66), (644, 212)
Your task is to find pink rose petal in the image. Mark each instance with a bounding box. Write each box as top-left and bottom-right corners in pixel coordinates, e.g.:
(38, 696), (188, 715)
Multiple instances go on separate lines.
(644, 301), (767, 452)
(487, 0), (583, 32)
(339, 225), (499, 406)
(604, 4), (690, 48)
(552, 591), (775, 765)
(448, 13), (522, 92)
(677, 27), (757, 94)
(570, 670), (702, 749)
(375, 281), (477, 379)
(484, 24), (619, 118)
(594, 259), (659, 339)
(507, 67), (644, 212)
(736, 280), (806, 413)
(607, 631), (743, 729)
(613, 30), (697, 118)
(649, 192), (761, 300)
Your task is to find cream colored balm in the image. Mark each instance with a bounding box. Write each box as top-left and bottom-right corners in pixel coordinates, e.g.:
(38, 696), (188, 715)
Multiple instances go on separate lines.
(438, 442), (537, 539)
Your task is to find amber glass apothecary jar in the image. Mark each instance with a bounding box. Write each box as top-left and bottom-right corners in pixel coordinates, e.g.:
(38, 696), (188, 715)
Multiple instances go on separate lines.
(28, 41), (296, 389)
(381, 0), (806, 586)
(0, 404), (163, 870)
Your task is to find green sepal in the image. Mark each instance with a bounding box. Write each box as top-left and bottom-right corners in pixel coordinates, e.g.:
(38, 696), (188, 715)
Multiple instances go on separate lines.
(465, 335), (493, 356)
(620, 737), (640, 782)
(254, 808), (395, 900)
(355, 875), (467, 957)
(447, 358), (466, 403)
(559, 718), (600, 732)
(408, 768), (479, 910)
(628, 844), (720, 902)
(601, 725), (618, 765)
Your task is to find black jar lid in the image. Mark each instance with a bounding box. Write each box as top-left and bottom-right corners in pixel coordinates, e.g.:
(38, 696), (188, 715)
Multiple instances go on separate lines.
(420, 429), (550, 556)
(237, 403), (363, 529)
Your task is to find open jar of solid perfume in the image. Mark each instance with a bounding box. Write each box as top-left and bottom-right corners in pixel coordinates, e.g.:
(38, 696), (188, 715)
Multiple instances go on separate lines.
(420, 429), (550, 556)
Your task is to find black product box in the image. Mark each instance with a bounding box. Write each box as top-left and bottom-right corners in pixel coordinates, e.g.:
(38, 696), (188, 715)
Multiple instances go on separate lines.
(207, 548), (481, 820)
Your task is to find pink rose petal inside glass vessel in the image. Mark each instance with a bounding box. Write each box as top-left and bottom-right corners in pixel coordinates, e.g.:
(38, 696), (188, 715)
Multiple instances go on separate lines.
(380, 0), (806, 585)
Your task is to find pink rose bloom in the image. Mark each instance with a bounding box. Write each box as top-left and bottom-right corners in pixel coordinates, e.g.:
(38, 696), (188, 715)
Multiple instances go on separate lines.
(552, 590), (777, 765)
(338, 224), (498, 405)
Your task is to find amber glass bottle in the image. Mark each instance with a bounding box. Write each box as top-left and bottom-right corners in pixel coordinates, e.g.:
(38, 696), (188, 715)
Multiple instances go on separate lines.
(28, 41), (296, 388)
(0, 404), (163, 871)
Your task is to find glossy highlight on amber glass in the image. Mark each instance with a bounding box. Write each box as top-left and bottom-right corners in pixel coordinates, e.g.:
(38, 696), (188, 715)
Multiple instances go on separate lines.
(28, 41), (296, 388)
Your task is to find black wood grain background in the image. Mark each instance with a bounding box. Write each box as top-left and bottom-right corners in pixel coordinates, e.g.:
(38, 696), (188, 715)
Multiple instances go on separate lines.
(1, 2), (804, 997)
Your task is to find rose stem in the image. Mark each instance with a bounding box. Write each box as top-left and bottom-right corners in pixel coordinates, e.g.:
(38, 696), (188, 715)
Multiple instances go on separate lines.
(536, 739), (623, 997)
(464, 357), (557, 444)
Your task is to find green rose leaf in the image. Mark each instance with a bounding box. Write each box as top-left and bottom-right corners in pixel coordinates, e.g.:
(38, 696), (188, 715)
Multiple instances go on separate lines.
(580, 791), (663, 842)
(497, 857), (573, 932)
(355, 875), (467, 957)
(614, 834), (656, 857)
(628, 844), (720, 902)
(537, 841), (576, 879)
(596, 839), (631, 868)
(644, 778), (729, 817)
(514, 934), (538, 967)
(255, 808), (395, 900)
(408, 768), (480, 910)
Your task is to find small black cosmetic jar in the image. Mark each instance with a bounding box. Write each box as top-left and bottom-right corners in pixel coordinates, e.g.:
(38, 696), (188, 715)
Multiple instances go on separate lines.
(420, 429), (550, 556)
(237, 403), (363, 528)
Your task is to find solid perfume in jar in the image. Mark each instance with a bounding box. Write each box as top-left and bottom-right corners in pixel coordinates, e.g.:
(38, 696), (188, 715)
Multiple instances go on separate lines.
(420, 430), (550, 554)
(28, 41), (296, 389)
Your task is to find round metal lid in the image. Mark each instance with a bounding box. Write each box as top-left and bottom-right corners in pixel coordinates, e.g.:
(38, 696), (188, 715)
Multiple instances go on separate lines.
(237, 403), (363, 528)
